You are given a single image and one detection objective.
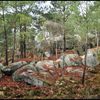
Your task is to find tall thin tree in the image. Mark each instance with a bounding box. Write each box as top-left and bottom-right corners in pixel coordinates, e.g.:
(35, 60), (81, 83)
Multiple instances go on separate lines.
(2, 1), (8, 65)
(82, 1), (88, 85)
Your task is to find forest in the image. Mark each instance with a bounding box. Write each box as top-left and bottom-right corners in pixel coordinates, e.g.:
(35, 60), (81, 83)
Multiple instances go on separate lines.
(0, 1), (100, 99)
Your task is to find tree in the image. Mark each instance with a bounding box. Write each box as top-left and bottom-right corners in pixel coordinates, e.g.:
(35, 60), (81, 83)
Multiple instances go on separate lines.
(0, 1), (9, 65)
(87, 1), (100, 49)
(79, 1), (92, 85)
(9, 1), (34, 59)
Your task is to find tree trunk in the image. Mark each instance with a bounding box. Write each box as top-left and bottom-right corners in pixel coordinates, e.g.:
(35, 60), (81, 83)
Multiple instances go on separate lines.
(23, 36), (26, 58)
(20, 40), (24, 58)
(82, 40), (88, 85)
(63, 6), (66, 52)
(63, 32), (66, 52)
(23, 24), (26, 58)
(12, 27), (16, 63)
(96, 31), (99, 53)
(19, 5), (24, 58)
(82, 3), (88, 85)
(12, 1), (18, 62)
(55, 41), (58, 59)
(2, 2), (8, 65)
(20, 24), (24, 58)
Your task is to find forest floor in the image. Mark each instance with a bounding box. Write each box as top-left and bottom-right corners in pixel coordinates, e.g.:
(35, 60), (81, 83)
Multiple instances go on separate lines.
(0, 64), (100, 99)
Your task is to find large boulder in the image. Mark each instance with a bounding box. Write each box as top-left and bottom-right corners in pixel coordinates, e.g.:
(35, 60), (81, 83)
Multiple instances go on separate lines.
(1, 61), (27, 75)
(12, 63), (45, 86)
(57, 53), (82, 67)
(15, 71), (44, 86)
(35, 60), (54, 72)
(82, 49), (99, 67)
(65, 66), (87, 78)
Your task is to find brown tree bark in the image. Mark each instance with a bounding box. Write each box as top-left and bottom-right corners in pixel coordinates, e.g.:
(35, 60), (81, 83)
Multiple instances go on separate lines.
(12, 1), (18, 62)
(82, 2), (88, 85)
(23, 24), (26, 58)
(63, 6), (66, 52)
(12, 27), (16, 63)
(2, 1), (8, 65)
(20, 24), (24, 58)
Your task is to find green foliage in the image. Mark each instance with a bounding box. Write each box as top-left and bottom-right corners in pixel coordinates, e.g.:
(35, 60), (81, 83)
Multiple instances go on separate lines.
(0, 1), (99, 57)
(17, 13), (32, 25)
(35, 32), (45, 42)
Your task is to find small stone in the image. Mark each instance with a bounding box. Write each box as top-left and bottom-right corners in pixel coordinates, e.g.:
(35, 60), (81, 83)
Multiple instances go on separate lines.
(0, 91), (4, 96)
(70, 80), (75, 83)
(3, 87), (6, 91)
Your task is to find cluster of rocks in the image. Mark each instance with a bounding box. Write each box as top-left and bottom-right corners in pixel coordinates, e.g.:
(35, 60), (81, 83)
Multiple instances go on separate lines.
(0, 49), (99, 86)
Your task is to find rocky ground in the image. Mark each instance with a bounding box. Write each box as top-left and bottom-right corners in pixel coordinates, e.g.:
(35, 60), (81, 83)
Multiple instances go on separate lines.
(0, 64), (100, 99)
